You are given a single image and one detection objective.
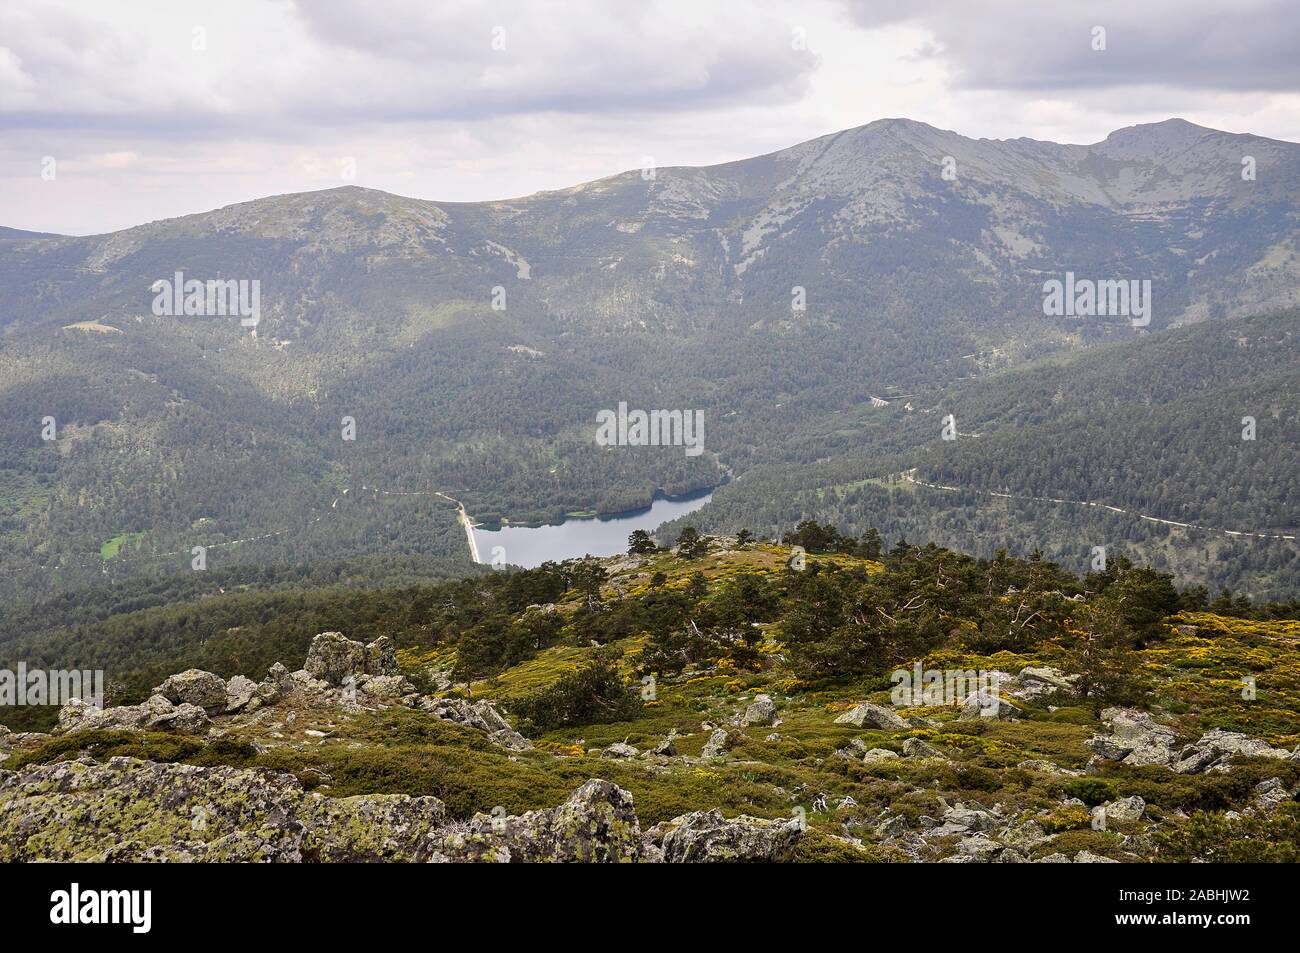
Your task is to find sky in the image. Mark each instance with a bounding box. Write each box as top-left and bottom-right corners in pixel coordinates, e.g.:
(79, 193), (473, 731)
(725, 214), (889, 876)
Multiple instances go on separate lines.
(3, 0), (1298, 235)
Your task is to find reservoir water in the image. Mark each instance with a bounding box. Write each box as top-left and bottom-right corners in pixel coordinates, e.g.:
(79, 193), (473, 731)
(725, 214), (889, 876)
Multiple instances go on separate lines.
(472, 491), (712, 569)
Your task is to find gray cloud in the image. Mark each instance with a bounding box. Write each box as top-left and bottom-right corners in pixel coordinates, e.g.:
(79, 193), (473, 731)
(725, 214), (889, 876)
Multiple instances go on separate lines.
(0, 0), (818, 133)
(843, 0), (1300, 92)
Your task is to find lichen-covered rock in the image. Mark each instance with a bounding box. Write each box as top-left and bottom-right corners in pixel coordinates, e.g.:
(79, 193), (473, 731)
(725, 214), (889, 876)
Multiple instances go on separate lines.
(646, 809), (802, 862)
(358, 674), (416, 699)
(862, 747), (901, 764)
(1101, 795), (1146, 822)
(602, 742), (639, 759)
(902, 737), (946, 759)
(1013, 666), (1078, 699)
(56, 694), (208, 735)
(943, 803), (997, 832)
(153, 669), (229, 714)
(56, 696), (108, 732)
(1085, 707), (1178, 767)
(958, 690), (1021, 721)
(701, 728), (731, 759)
(425, 780), (642, 863)
(1000, 820), (1050, 851)
(1074, 850), (1119, 863)
(0, 756), (446, 862)
(740, 694), (778, 726)
(225, 675), (258, 713)
(1170, 729), (1291, 774)
(834, 702), (909, 730)
(147, 702), (210, 734)
(365, 636), (399, 677)
(411, 697), (531, 750)
(255, 664), (288, 706)
(303, 632), (367, 686)
(1254, 777), (1293, 812)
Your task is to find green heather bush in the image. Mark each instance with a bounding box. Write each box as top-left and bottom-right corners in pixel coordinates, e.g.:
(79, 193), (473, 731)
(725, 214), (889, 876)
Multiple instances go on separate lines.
(1036, 830), (1125, 860)
(1104, 762), (1300, 812)
(793, 828), (891, 863)
(256, 744), (571, 819)
(9, 730), (210, 769)
(509, 651), (642, 732)
(1064, 777), (1117, 806)
(1155, 805), (1300, 862)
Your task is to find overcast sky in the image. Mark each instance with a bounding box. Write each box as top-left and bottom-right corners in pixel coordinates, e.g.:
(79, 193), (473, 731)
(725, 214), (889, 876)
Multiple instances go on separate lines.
(4, 0), (1298, 235)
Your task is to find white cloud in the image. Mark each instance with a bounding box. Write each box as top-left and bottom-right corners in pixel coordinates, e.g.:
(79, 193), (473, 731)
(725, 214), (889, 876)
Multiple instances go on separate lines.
(0, 0), (1294, 234)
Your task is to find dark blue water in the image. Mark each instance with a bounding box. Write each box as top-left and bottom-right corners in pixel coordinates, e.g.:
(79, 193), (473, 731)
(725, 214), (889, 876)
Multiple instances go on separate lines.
(472, 492), (712, 568)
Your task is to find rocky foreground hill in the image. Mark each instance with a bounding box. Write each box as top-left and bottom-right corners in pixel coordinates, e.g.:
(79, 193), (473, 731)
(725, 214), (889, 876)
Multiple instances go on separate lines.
(2, 540), (1298, 862)
(0, 632), (800, 862)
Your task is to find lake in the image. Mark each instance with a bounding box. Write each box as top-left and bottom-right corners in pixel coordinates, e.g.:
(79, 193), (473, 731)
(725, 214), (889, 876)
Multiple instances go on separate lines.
(472, 491), (712, 568)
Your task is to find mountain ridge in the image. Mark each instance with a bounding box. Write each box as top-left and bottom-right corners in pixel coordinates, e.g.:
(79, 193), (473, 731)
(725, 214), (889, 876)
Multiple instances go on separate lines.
(6, 117), (1296, 243)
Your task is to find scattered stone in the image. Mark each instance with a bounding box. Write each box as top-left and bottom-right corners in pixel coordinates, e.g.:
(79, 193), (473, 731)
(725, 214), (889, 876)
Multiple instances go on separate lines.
(602, 742), (640, 759)
(943, 803), (996, 832)
(358, 674), (416, 699)
(834, 738), (870, 760)
(646, 809), (802, 862)
(1101, 795), (1146, 823)
(1085, 707), (1178, 767)
(225, 675), (258, 713)
(153, 669), (228, 714)
(652, 736), (678, 757)
(1015, 758), (1078, 776)
(303, 632), (367, 686)
(902, 737), (945, 759)
(1254, 777), (1293, 812)
(427, 780), (643, 863)
(701, 728), (731, 759)
(255, 664), (287, 706)
(834, 702), (909, 731)
(1014, 666), (1078, 700)
(1074, 850), (1119, 863)
(741, 694), (778, 726)
(862, 747), (901, 764)
(365, 636), (399, 677)
(148, 703), (210, 734)
(955, 836), (1002, 860)
(874, 815), (908, 838)
(412, 697), (531, 750)
(959, 690), (1021, 721)
(1172, 729), (1291, 774)
(1000, 820), (1050, 851)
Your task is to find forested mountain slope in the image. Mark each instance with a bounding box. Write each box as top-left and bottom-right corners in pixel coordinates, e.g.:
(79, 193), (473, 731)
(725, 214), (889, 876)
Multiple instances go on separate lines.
(673, 308), (1298, 597)
(1, 118), (1296, 600)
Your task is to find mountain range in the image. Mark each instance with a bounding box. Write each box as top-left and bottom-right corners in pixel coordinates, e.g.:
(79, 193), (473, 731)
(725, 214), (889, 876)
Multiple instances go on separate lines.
(1, 117), (1297, 607)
